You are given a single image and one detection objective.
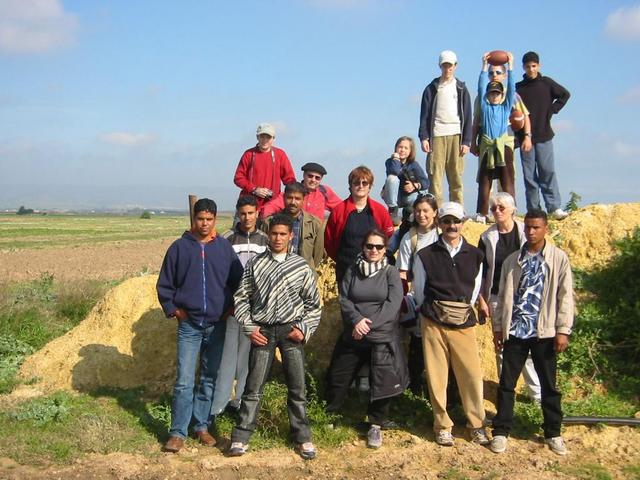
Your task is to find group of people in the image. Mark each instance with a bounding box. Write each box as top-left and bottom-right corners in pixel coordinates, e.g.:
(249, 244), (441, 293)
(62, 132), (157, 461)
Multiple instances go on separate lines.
(155, 48), (575, 460)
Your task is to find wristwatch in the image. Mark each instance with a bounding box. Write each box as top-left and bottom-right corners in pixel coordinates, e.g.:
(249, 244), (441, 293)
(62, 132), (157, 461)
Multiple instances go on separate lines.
(524, 133), (532, 137)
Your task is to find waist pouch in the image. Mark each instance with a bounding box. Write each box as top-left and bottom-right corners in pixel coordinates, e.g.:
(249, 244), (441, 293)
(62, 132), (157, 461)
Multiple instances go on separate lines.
(433, 300), (472, 326)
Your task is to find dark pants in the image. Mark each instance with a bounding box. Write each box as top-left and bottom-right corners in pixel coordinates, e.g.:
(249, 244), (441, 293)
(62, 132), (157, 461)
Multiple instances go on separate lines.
(476, 148), (516, 216)
(231, 324), (311, 444)
(408, 333), (426, 396)
(492, 336), (562, 439)
(325, 337), (392, 425)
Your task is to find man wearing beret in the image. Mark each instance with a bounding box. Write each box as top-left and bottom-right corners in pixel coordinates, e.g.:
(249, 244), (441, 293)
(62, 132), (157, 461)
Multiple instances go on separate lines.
(261, 162), (342, 220)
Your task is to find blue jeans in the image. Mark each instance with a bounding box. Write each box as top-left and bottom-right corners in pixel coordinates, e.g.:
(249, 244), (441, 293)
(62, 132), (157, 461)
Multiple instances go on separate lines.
(231, 323), (311, 444)
(382, 175), (400, 208)
(210, 315), (251, 414)
(520, 140), (561, 212)
(169, 318), (226, 439)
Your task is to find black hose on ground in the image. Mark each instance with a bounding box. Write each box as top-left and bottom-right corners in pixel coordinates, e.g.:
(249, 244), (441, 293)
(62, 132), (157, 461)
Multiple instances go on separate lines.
(563, 416), (640, 427)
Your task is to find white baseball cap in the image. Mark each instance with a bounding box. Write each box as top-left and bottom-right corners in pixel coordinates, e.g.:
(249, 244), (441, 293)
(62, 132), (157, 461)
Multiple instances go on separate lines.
(256, 123), (276, 137)
(439, 50), (458, 66)
(438, 201), (465, 220)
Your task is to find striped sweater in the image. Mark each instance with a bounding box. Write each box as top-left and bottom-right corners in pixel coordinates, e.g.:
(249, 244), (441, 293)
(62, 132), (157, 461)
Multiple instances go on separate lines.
(234, 250), (321, 342)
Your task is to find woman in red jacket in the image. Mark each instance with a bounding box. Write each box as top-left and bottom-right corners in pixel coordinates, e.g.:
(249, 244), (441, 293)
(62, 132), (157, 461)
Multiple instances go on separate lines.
(324, 166), (394, 283)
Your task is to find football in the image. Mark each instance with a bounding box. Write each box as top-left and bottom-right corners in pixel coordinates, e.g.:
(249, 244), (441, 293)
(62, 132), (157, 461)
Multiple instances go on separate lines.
(488, 50), (509, 66)
(509, 110), (525, 131)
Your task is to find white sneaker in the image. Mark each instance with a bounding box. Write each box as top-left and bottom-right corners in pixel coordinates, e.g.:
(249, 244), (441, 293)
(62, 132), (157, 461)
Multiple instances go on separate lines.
(490, 435), (507, 453)
(435, 429), (454, 446)
(470, 427), (490, 445)
(551, 209), (569, 220)
(227, 442), (248, 456)
(546, 436), (568, 455)
(474, 213), (487, 224)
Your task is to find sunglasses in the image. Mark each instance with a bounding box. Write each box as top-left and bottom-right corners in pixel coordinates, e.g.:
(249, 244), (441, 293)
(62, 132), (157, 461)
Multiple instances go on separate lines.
(351, 180), (370, 187)
(364, 243), (385, 251)
(490, 204), (507, 212)
(305, 173), (322, 180)
(488, 70), (504, 76)
(440, 218), (462, 225)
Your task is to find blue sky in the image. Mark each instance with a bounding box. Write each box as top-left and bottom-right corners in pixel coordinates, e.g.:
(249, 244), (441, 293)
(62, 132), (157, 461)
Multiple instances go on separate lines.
(1, 0), (639, 211)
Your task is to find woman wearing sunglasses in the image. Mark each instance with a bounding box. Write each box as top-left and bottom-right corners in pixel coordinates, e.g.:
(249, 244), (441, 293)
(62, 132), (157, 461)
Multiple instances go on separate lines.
(477, 192), (541, 402)
(325, 228), (406, 449)
(325, 166), (394, 283)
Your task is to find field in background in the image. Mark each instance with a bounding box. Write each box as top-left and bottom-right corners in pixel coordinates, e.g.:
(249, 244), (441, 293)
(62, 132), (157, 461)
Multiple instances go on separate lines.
(0, 214), (234, 251)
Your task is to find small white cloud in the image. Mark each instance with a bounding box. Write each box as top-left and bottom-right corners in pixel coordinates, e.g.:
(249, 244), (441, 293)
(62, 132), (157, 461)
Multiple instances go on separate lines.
(551, 119), (575, 133)
(270, 121), (290, 135)
(98, 132), (156, 147)
(408, 94), (421, 105)
(0, 0), (78, 54)
(612, 141), (640, 157)
(618, 85), (640, 104)
(605, 5), (640, 41)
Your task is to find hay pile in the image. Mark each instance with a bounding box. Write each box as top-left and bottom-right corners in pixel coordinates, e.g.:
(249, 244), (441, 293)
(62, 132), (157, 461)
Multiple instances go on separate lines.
(19, 203), (640, 397)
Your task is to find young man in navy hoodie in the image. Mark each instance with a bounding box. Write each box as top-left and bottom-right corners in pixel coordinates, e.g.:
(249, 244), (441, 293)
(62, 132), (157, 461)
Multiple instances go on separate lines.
(157, 198), (243, 453)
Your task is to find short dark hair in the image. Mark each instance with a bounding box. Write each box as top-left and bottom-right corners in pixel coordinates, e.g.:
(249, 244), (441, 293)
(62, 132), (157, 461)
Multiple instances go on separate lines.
(194, 198), (217, 215)
(361, 228), (387, 248)
(522, 51), (540, 64)
(284, 181), (307, 197)
(524, 208), (548, 224)
(236, 195), (258, 210)
(413, 194), (438, 213)
(269, 213), (293, 232)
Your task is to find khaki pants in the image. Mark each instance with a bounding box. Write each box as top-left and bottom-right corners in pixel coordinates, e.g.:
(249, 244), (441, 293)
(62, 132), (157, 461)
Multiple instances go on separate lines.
(426, 134), (464, 205)
(421, 316), (485, 432)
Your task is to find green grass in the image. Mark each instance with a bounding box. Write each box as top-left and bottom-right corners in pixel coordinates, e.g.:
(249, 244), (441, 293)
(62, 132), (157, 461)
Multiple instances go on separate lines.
(554, 463), (613, 480)
(0, 213), (234, 249)
(0, 275), (113, 393)
(0, 391), (157, 465)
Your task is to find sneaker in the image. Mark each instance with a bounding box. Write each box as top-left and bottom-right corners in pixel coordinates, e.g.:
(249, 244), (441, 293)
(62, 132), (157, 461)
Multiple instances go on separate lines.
(551, 209), (569, 220)
(367, 425), (382, 449)
(435, 430), (454, 447)
(490, 435), (508, 453)
(474, 213), (487, 224)
(227, 442), (248, 457)
(470, 427), (490, 445)
(546, 436), (568, 455)
(297, 441), (317, 460)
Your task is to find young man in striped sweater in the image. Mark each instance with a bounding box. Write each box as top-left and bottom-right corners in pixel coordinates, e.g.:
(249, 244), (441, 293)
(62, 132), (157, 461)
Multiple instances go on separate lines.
(228, 214), (322, 460)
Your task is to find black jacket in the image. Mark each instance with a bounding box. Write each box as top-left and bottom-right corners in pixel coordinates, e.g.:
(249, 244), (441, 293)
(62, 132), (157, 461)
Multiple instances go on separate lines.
(516, 74), (570, 144)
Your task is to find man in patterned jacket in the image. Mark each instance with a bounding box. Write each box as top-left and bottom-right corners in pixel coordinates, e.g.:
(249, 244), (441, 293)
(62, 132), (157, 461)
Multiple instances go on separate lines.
(227, 214), (322, 460)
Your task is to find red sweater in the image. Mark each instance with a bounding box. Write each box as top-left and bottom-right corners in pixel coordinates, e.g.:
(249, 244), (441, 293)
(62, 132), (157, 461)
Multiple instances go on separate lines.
(233, 146), (296, 209)
(324, 196), (394, 260)
(261, 184), (342, 220)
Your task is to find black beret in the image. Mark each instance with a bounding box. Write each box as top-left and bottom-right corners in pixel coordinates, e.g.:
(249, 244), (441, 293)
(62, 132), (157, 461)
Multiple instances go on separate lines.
(301, 162), (327, 175)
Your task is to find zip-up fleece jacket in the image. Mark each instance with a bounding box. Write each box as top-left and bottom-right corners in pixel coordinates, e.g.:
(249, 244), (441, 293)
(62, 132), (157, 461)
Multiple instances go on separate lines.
(493, 242), (574, 340)
(516, 74), (570, 144)
(222, 224), (269, 268)
(157, 231), (244, 327)
(324, 196), (394, 261)
(418, 77), (473, 147)
(233, 146), (296, 209)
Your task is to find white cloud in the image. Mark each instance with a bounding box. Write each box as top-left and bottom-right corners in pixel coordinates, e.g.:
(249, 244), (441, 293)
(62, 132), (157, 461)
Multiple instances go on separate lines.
(612, 141), (640, 157)
(605, 5), (640, 41)
(618, 85), (640, 104)
(0, 0), (78, 54)
(408, 94), (421, 105)
(98, 132), (156, 147)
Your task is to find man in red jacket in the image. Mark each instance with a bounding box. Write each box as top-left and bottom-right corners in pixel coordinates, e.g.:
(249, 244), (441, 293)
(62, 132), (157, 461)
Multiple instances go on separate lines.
(233, 123), (296, 213)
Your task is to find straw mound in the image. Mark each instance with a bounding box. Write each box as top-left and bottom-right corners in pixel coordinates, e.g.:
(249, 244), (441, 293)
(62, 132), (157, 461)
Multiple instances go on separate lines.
(19, 203), (640, 397)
